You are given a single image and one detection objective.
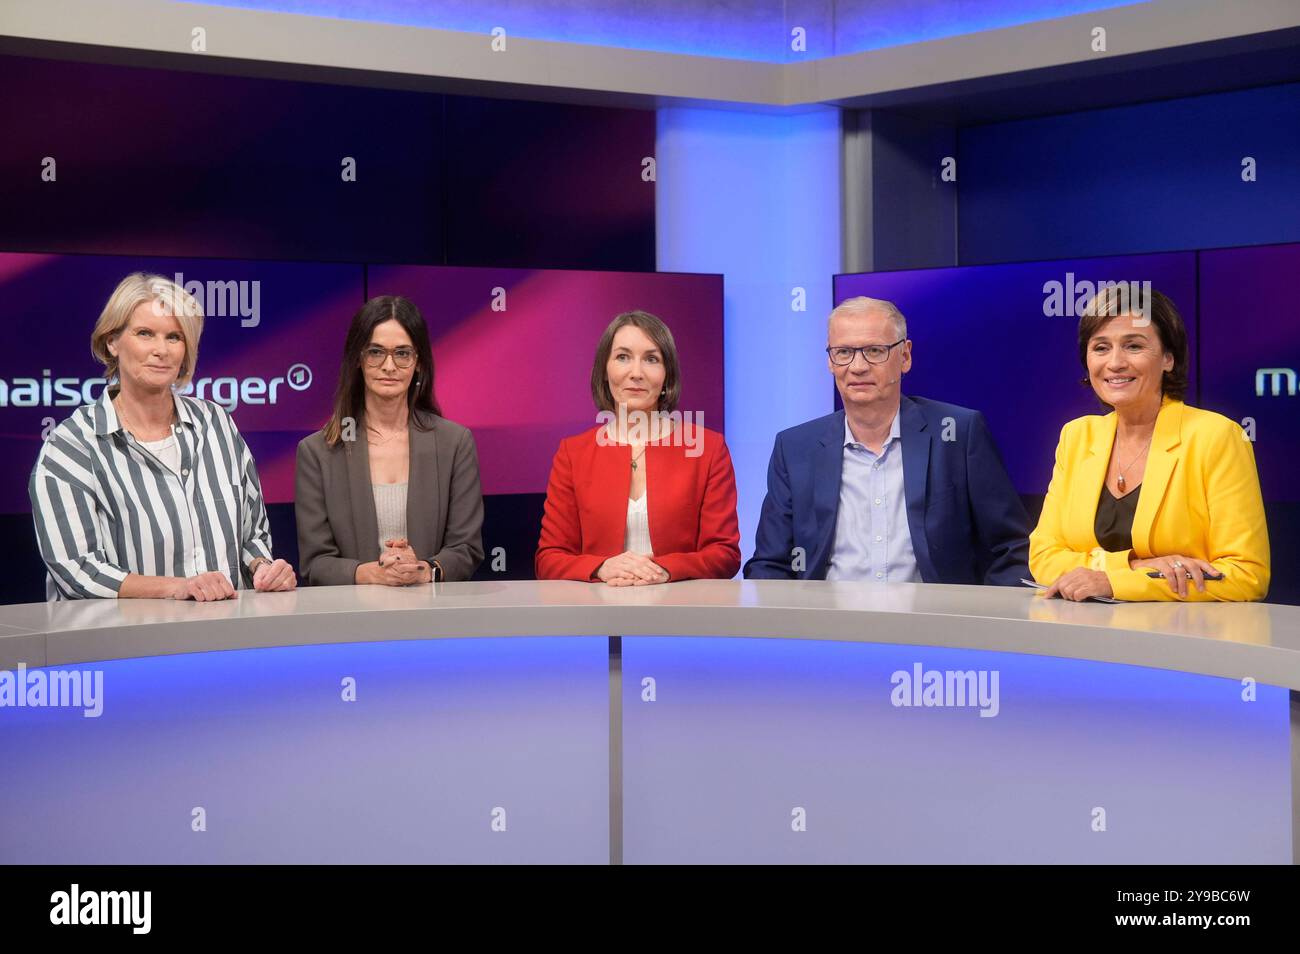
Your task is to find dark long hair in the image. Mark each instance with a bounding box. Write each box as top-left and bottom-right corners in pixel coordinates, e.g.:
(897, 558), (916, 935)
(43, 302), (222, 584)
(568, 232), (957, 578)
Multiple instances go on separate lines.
(324, 296), (441, 446)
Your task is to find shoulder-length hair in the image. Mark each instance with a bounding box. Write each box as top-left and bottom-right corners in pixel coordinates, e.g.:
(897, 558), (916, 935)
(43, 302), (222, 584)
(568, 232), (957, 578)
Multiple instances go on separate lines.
(324, 296), (441, 446)
(589, 310), (681, 413)
(91, 273), (205, 388)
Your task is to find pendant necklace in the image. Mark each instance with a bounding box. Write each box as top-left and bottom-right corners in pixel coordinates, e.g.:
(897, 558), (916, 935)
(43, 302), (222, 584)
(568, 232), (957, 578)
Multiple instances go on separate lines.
(1115, 433), (1153, 493)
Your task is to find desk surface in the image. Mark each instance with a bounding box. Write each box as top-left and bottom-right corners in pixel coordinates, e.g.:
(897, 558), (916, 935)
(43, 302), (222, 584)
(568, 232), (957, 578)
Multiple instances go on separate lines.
(0, 580), (1297, 688)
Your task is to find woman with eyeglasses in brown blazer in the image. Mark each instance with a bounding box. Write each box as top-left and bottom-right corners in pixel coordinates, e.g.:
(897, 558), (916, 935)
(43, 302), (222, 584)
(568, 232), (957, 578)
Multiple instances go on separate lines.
(295, 296), (485, 586)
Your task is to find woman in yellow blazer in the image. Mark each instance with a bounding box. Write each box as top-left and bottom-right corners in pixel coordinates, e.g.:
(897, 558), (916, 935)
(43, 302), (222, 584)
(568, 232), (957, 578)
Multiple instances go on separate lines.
(1030, 287), (1269, 602)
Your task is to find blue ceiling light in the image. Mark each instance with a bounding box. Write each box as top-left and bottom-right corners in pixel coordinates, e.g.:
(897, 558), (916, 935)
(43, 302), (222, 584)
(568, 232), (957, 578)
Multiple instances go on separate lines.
(171, 0), (1148, 63)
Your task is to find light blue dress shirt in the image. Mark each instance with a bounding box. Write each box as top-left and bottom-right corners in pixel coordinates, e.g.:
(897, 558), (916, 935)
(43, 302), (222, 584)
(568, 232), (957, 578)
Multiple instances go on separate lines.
(825, 412), (922, 583)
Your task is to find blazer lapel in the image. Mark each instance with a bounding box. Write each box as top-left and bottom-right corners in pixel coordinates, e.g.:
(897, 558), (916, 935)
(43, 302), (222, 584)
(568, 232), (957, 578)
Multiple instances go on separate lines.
(346, 416), (381, 563)
(406, 414), (439, 561)
(1132, 398), (1183, 556)
(598, 435), (632, 555)
(898, 396), (936, 582)
(808, 412), (846, 575)
(1074, 412), (1117, 548)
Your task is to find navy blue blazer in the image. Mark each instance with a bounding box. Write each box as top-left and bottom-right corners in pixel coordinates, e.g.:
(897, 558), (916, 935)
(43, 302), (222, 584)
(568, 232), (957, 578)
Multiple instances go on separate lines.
(743, 396), (1030, 585)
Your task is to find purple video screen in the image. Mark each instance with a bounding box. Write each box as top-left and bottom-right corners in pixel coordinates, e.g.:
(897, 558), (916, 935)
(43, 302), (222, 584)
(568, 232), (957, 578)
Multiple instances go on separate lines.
(0, 253), (358, 513)
(1199, 243), (1300, 503)
(833, 253), (1198, 496)
(0, 254), (723, 513)
(369, 265), (724, 496)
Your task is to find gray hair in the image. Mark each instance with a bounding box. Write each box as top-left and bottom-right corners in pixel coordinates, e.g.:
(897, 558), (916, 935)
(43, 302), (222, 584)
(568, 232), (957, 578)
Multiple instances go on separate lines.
(828, 296), (908, 340)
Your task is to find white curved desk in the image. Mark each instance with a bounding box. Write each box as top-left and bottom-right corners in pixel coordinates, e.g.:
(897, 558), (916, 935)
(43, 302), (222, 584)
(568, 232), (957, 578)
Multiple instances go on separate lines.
(0, 581), (1295, 864)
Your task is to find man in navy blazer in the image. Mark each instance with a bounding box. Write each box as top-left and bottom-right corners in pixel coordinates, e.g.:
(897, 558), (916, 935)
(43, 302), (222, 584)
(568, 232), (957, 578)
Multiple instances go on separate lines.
(744, 296), (1030, 585)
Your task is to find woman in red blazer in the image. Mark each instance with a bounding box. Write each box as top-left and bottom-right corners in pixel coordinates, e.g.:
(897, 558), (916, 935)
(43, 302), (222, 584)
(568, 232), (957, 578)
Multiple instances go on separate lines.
(536, 310), (740, 584)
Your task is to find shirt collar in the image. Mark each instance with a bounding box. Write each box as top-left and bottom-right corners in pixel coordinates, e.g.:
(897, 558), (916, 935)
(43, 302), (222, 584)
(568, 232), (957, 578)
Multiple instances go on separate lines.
(93, 383), (199, 437)
(843, 411), (901, 450)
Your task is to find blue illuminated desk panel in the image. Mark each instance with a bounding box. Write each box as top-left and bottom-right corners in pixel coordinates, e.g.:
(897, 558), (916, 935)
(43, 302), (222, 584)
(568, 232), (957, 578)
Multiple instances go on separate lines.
(0, 581), (1296, 864)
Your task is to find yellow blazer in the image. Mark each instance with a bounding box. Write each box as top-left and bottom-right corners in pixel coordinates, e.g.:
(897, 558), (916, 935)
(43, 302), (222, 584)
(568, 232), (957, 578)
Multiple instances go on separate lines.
(1029, 397), (1270, 601)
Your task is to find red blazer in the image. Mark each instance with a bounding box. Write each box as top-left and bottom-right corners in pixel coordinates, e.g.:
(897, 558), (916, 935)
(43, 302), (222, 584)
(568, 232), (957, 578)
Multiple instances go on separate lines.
(536, 423), (741, 582)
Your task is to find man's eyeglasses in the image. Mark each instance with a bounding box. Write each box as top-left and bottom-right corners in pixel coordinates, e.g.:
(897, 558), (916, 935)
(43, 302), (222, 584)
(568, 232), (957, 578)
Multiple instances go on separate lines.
(826, 339), (906, 366)
(363, 346), (416, 369)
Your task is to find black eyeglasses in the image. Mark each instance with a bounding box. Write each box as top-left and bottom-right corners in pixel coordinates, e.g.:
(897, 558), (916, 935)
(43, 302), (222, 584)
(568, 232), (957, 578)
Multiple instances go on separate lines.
(826, 339), (906, 366)
(363, 346), (416, 369)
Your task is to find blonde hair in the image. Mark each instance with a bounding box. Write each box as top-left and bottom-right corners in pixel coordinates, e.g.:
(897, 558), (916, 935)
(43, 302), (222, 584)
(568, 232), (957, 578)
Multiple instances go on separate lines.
(91, 273), (205, 387)
(829, 296), (908, 340)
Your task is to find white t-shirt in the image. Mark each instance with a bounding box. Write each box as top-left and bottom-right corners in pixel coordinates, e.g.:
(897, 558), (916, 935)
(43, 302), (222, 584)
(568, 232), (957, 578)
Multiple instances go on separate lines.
(138, 432), (181, 475)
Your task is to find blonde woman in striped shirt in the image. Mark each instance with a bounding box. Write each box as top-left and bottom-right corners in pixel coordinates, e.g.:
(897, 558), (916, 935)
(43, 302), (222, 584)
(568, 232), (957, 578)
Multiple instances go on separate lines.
(28, 273), (297, 601)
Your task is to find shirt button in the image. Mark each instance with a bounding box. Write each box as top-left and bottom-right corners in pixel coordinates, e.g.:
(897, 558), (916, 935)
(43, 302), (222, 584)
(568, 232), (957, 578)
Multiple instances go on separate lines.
(873, 462), (880, 470)
(876, 572), (883, 579)
(875, 535), (883, 542)
(182, 468), (189, 476)
(874, 498), (882, 506)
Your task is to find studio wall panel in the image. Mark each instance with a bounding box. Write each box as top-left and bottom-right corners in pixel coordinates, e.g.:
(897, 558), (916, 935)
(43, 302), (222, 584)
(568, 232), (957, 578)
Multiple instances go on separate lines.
(0, 55), (444, 264)
(957, 82), (1300, 264)
(442, 96), (655, 271)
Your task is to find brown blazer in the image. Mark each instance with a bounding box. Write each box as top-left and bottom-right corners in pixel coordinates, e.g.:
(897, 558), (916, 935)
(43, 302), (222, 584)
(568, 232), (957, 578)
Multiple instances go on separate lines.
(295, 410), (485, 585)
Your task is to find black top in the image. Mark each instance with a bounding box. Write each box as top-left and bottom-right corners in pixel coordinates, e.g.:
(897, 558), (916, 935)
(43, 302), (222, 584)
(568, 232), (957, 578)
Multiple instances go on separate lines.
(1095, 484), (1140, 552)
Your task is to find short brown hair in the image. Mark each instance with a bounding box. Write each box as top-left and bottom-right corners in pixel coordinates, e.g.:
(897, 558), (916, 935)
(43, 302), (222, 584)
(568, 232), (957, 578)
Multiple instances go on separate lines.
(590, 310), (681, 413)
(1077, 286), (1188, 404)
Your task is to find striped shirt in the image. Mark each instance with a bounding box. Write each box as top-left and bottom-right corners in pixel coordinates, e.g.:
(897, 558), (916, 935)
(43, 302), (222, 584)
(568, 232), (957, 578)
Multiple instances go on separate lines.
(28, 385), (274, 600)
